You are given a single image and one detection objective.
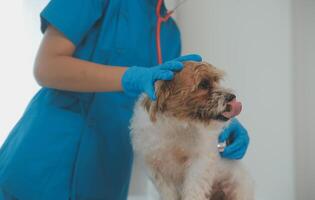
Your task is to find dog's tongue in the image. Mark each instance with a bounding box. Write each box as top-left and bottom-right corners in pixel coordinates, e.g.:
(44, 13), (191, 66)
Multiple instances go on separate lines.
(222, 98), (242, 119)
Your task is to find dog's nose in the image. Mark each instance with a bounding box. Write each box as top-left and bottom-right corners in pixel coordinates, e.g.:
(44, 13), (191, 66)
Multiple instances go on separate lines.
(225, 94), (236, 102)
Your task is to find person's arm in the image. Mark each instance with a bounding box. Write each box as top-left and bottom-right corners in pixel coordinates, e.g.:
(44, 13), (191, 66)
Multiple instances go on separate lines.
(34, 25), (127, 92)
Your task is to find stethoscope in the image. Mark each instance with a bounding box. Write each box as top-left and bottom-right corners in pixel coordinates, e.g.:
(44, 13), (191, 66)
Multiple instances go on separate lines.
(156, 0), (189, 64)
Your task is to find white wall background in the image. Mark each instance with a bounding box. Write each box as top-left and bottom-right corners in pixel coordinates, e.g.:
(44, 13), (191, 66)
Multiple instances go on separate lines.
(131, 0), (296, 200)
(1, 0), (314, 200)
(293, 0), (315, 199)
(176, 0), (295, 199)
(0, 0), (42, 146)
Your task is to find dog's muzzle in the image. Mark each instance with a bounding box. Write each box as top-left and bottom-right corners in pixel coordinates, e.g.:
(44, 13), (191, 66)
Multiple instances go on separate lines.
(217, 94), (242, 121)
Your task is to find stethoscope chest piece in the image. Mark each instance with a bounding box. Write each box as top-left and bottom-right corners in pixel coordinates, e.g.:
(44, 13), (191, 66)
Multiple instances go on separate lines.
(217, 142), (227, 153)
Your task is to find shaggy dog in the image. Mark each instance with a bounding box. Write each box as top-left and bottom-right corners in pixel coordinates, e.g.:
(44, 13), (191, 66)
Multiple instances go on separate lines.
(130, 61), (254, 200)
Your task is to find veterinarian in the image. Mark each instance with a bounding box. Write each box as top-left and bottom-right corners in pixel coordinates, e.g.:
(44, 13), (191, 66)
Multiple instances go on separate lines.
(0, 0), (249, 199)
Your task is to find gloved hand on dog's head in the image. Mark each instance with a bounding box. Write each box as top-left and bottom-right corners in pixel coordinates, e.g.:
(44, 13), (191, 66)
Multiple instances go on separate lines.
(121, 54), (202, 100)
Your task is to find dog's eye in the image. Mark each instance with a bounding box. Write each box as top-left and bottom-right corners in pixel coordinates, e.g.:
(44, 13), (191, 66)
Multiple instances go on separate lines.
(213, 76), (220, 83)
(198, 79), (211, 90)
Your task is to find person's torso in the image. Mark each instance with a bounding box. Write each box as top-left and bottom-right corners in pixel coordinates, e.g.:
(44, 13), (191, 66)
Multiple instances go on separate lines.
(0, 1), (182, 199)
(64, 0), (182, 128)
(75, 0), (181, 66)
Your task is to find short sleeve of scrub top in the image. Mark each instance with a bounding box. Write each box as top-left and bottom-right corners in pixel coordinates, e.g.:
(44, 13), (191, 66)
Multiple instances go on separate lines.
(40, 0), (106, 46)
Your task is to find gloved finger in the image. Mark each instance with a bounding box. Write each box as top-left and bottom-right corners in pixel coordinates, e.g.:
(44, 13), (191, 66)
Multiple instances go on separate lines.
(219, 118), (244, 142)
(228, 118), (242, 130)
(145, 84), (157, 101)
(159, 61), (183, 71)
(223, 143), (246, 159)
(220, 145), (243, 159)
(153, 70), (174, 81)
(220, 149), (244, 160)
(174, 54), (203, 62)
(218, 127), (233, 143)
(221, 139), (246, 157)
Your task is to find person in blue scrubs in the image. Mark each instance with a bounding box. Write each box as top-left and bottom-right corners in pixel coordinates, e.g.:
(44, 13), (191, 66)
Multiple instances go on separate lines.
(0, 0), (250, 199)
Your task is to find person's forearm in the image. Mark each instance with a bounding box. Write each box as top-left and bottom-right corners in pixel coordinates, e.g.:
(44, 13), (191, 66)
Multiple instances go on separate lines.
(34, 55), (127, 92)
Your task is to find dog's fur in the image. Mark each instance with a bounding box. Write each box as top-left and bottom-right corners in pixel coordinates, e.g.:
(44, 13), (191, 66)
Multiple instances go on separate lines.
(130, 62), (254, 200)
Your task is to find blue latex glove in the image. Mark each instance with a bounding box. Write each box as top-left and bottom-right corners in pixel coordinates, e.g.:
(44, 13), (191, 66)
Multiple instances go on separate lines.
(122, 54), (202, 100)
(218, 118), (250, 159)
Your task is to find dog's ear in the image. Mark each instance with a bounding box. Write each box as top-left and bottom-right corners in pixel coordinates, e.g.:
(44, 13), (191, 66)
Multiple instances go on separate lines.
(141, 80), (173, 122)
(204, 62), (225, 81)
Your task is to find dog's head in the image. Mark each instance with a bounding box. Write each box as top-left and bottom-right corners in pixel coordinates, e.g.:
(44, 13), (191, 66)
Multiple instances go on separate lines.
(142, 61), (242, 125)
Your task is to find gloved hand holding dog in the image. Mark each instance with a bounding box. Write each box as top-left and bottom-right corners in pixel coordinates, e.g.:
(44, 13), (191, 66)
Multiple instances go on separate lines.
(219, 118), (250, 159)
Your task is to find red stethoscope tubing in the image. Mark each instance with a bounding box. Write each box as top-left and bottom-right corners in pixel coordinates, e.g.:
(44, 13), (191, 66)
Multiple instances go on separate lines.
(156, 0), (174, 64)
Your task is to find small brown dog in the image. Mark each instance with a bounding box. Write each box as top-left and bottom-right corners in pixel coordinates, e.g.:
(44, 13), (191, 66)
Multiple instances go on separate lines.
(131, 61), (254, 200)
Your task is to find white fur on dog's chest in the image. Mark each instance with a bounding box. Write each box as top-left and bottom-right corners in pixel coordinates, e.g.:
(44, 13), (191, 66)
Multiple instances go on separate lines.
(131, 100), (222, 161)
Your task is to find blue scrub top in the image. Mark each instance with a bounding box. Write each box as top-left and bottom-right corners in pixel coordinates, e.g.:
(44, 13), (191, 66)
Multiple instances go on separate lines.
(0, 0), (181, 199)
